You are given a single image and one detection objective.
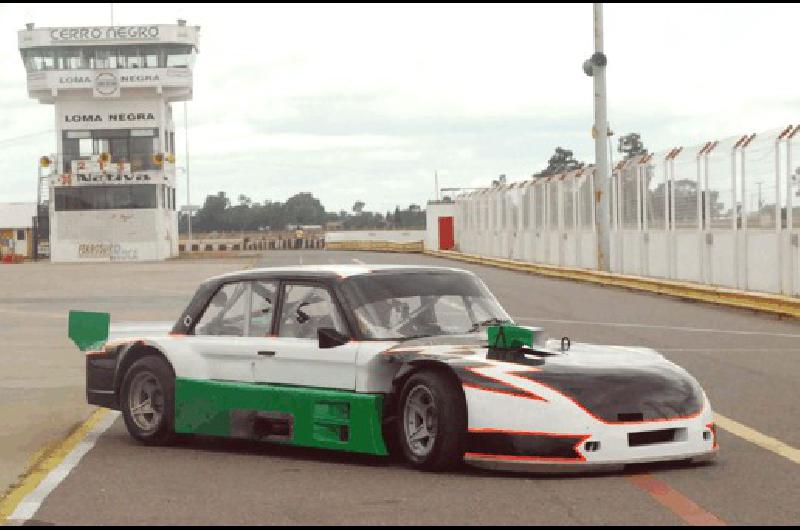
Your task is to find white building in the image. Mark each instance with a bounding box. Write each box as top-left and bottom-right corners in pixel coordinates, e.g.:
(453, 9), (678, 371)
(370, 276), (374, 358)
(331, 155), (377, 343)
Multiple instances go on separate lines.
(0, 202), (37, 258)
(18, 21), (199, 261)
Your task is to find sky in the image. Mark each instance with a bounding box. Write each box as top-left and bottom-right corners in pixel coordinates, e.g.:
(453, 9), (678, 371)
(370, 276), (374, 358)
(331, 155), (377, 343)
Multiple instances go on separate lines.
(1, 3), (798, 213)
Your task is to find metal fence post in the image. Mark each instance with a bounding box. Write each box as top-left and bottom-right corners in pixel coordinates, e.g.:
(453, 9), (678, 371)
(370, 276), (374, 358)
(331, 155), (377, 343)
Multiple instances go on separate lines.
(776, 130), (785, 294)
(740, 134), (755, 290)
(787, 127), (799, 295)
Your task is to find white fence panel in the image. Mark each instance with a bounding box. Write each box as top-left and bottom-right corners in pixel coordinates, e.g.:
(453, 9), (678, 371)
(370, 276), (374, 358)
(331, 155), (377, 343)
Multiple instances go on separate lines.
(449, 124), (800, 297)
(707, 231), (737, 288)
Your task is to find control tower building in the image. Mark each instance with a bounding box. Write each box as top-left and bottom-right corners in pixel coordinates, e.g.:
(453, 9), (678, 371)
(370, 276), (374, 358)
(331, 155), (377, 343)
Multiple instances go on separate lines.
(18, 21), (199, 261)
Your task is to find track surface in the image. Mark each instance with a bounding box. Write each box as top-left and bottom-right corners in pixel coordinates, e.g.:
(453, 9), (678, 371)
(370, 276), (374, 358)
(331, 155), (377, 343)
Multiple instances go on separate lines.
(17, 251), (800, 524)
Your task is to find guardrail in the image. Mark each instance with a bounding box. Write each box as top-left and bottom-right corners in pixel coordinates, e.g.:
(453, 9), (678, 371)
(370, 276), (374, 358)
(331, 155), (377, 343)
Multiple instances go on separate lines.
(425, 249), (800, 320)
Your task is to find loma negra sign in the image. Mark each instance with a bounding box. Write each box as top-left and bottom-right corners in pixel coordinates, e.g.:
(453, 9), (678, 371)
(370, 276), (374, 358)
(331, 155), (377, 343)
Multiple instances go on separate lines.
(64, 112), (156, 123)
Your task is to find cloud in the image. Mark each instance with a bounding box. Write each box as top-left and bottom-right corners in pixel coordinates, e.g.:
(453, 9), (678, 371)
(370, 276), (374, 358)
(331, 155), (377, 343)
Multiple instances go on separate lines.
(1, 3), (799, 212)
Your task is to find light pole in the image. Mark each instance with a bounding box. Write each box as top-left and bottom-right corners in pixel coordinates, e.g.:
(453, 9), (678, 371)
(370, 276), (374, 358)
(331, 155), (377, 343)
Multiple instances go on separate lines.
(184, 100), (192, 245)
(583, 3), (611, 272)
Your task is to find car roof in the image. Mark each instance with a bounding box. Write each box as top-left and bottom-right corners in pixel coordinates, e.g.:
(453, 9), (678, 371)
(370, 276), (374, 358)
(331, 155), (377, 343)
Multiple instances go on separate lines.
(206, 264), (472, 284)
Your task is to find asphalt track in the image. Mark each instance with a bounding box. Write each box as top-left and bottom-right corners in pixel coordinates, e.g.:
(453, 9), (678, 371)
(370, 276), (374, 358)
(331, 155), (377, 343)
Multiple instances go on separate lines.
(9, 250), (800, 525)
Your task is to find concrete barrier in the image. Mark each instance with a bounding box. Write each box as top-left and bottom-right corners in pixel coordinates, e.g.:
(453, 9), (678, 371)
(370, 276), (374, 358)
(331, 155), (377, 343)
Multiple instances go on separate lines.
(175, 250), (263, 260)
(425, 249), (800, 320)
(326, 240), (424, 253)
(324, 230), (424, 253)
(179, 236), (326, 254)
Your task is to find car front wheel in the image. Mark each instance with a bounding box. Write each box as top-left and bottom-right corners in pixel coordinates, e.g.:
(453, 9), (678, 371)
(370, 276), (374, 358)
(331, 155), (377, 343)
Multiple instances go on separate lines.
(120, 355), (176, 445)
(398, 370), (466, 471)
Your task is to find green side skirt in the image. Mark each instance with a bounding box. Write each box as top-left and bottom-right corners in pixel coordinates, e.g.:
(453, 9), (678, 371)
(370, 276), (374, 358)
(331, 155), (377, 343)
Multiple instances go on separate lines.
(174, 378), (389, 456)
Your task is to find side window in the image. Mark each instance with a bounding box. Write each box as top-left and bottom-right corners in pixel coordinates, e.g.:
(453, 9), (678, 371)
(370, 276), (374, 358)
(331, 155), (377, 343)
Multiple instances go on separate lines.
(194, 282), (249, 336)
(278, 284), (347, 339)
(433, 295), (473, 333)
(249, 281), (277, 337)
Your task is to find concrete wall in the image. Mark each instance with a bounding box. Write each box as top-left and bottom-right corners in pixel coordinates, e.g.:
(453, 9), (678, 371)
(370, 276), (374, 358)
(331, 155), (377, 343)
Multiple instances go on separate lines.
(50, 208), (175, 262)
(425, 201), (457, 251)
(325, 230), (425, 244)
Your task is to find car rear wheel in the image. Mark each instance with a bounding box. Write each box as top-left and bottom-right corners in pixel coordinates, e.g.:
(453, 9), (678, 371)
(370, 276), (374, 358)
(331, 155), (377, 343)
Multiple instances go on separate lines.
(398, 370), (466, 471)
(120, 355), (176, 445)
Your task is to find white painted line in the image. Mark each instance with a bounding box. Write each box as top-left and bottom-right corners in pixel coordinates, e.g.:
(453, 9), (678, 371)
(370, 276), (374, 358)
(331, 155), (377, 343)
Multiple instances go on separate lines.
(659, 348), (800, 352)
(6, 411), (120, 524)
(352, 258), (366, 265)
(515, 317), (800, 339)
(0, 307), (64, 320)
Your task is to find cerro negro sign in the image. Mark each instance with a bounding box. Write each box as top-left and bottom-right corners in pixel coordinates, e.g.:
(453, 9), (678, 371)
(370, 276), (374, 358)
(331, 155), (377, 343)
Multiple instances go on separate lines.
(50, 26), (159, 41)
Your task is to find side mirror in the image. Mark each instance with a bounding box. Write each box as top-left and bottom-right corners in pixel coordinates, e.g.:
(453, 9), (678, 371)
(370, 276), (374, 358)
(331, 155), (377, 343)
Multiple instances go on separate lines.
(318, 327), (349, 349)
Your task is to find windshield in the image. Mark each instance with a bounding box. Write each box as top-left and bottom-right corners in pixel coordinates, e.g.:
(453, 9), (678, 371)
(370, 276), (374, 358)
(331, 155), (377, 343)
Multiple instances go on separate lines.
(340, 271), (512, 340)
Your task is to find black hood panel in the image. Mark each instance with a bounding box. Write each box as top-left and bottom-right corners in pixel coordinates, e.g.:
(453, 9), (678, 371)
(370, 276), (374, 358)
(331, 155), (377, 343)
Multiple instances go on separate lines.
(510, 365), (704, 423)
(384, 338), (705, 424)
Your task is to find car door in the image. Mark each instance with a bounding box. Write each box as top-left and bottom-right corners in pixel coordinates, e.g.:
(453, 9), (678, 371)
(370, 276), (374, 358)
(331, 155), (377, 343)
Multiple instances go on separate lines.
(253, 281), (358, 390)
(188, 280), (278, 382)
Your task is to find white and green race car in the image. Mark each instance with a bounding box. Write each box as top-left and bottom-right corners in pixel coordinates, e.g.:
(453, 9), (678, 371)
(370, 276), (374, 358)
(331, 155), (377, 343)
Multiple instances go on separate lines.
(72, 265), (718, 472)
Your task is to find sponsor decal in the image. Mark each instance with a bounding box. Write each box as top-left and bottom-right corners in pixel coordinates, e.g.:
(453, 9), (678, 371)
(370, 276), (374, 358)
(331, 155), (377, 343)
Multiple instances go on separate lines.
(57, 73), (162, 88)
(78, 243), (139, 261)
(64, 112), (156, 123)
(94, 72), (119, 97)
(119, 74), (161, 83)
(58, 75), (92, 84)
(74, 172), (153, 184)
(50, 26), (159, 42)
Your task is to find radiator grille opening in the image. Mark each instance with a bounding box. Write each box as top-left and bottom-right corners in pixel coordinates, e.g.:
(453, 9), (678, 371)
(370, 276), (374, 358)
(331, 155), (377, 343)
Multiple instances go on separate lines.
(628, 427), (687, 447)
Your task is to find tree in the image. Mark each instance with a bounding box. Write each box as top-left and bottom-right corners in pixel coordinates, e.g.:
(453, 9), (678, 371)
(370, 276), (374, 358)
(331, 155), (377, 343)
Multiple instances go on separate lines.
(533, 147), (585, 178)
(228, 195), (255, 232)
(618, 133), (648, 159)
(284, 192), (326, 227)
(193, 192), (230, 232)
(180, 191), (426, 233)
(391, 204), (425, 228)
(260, 200), (285, 231)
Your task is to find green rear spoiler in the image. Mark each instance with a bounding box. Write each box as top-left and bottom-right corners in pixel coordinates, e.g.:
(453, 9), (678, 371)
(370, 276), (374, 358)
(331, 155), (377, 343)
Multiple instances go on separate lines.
(68, 310), (110, 351)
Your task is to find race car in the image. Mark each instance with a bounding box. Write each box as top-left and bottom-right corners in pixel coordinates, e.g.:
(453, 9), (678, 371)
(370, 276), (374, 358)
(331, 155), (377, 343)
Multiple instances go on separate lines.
(71, 265), (718, 472)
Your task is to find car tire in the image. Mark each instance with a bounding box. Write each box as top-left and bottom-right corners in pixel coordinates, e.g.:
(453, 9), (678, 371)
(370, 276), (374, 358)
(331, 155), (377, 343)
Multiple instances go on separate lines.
(120, 355), (176, 446)
(397, 370), (467, 471)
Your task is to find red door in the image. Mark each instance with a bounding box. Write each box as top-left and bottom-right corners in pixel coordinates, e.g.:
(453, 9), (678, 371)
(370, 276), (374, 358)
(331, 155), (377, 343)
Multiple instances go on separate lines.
(438, 216), (454, 250)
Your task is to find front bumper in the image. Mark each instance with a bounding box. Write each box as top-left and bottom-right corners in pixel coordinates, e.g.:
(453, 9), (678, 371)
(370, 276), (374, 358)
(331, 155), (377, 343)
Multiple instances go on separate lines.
(463, 416), (719, 473)
(465, 448), (717, 474)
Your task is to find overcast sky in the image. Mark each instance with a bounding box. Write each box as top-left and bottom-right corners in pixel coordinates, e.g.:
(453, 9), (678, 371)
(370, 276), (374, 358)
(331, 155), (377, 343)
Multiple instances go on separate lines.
(1, 3), (798, 213)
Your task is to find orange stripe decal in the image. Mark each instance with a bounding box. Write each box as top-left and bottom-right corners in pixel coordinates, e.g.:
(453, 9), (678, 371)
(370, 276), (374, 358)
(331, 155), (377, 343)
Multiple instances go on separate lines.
(627, 474), (726, 526)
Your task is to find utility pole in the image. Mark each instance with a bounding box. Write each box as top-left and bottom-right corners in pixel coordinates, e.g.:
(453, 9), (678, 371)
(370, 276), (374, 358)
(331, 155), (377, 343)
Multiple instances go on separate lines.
(583, 3), (611, 271)
(435, 170), (440, 200)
